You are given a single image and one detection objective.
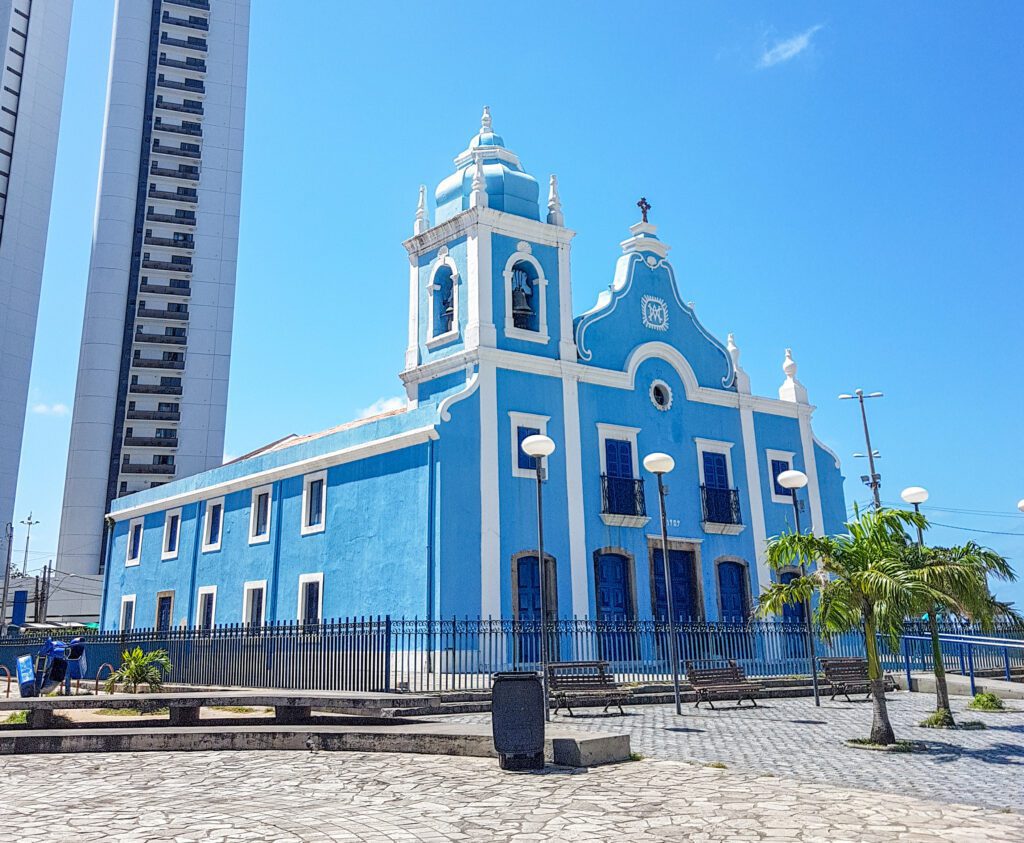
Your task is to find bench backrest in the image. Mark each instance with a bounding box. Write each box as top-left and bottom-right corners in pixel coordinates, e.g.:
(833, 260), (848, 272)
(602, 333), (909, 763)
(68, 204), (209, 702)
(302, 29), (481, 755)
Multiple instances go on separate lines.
(546, 661), (618, 689)
(821, 657), (869, 681)
(686, 660), (747, 686)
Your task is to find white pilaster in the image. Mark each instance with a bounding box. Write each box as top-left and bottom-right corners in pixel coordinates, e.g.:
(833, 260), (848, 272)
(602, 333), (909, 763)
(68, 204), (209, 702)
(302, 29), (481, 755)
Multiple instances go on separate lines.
(561, 373), (588, 617)
(738, 398), (770, 593)
(478, 360), (501, 618)
(557, 239), (576, 362)
(405, 255), (419, 375)
(798, 409), (825, 536)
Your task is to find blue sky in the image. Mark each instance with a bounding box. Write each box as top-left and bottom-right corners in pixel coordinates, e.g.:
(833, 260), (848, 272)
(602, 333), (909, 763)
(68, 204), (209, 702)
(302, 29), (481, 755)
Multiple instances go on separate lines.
(15, 2), (1024, 604)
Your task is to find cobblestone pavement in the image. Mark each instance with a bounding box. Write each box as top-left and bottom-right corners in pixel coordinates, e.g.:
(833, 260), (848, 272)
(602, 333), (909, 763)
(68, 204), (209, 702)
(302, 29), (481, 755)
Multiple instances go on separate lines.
(441, 690), (1024, 811)
(2, 749), (1023, 842)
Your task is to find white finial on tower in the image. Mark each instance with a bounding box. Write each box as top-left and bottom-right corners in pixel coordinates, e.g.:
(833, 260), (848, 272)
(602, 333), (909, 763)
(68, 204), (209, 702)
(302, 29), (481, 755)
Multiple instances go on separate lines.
(469, 157), (488, 209)
(778, 347), (808, 403)
(727, 333), (751, 394)
(481, 106), (492, 134)
(546, 174), (564, 226)
(414, 184), (429, 235)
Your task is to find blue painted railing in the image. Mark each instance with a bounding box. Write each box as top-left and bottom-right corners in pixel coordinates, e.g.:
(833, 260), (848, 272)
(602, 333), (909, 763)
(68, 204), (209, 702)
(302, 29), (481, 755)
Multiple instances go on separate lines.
(900, 633), (1024, 695)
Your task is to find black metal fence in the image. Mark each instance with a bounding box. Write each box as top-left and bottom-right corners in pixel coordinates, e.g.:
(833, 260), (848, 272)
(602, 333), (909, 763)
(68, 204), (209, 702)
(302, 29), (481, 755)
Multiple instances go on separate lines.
(2, 618), (1021, 695)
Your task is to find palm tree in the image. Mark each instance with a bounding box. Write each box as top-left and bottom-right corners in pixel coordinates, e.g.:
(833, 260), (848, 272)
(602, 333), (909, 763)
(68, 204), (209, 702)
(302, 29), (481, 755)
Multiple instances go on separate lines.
(757, 507), (939, 746)
(903, 540), (1020, 727)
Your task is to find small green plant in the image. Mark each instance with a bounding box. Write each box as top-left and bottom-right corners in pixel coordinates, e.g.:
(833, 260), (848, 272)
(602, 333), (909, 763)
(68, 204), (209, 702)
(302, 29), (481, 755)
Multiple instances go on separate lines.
(968, 692), (1005, 711)
(704, 761), (728, 769)
(919, 710), (957, 729)
(4, 711), (27, 725)
(211, 705), (258, 714)
(628, 752), (644, 762)
(104, 647), (172, 694)
(96, 706), (169, 717)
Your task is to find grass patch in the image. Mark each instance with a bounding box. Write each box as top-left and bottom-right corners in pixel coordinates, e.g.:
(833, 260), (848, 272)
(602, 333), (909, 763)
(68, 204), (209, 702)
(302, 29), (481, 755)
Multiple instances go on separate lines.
(3, 711), (27, 725)
(845, 738), (924, 753)
(958, 720), (987, 730)
(95, 706), (169, 717)
(968, 692), (1005, 712)
(704, 761), (728, 769)
(628, 752), (644, 762)
(209, 705), (259, 714)
(919, 710), (957, 729)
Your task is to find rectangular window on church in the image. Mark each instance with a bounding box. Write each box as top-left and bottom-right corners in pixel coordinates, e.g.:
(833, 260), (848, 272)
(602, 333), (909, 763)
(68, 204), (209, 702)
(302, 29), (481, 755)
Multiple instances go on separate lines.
(126, 518), (143, 566)
(301, 471), (327, 535)
(202, 498), (223, 552)
(766, 449), (796, 504)
(162, 508), (181, 560)
(249, 485), (272, 544)
(509, 412), (551, 480)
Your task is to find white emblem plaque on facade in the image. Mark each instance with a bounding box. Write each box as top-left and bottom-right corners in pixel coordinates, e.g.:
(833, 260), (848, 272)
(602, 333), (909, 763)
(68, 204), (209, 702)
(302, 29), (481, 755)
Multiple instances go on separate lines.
(641, 295), (669, 331)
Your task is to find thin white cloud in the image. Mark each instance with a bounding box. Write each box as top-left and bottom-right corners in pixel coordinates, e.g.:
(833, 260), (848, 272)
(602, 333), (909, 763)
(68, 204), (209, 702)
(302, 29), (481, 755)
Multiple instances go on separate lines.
(759, 25), (823, 69)
(356, 396), (406, 419)
(32, 402), (69, 416)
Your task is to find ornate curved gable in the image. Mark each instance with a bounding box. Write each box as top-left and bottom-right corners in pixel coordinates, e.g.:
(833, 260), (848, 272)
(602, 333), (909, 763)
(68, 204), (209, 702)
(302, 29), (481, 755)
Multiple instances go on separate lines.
(573, 221), (736, 391)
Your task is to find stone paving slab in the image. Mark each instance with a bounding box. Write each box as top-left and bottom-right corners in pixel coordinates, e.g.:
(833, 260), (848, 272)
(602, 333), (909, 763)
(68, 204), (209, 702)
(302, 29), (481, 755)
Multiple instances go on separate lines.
(435, 690), (1024, 811)
(1, 749), (1021, 841)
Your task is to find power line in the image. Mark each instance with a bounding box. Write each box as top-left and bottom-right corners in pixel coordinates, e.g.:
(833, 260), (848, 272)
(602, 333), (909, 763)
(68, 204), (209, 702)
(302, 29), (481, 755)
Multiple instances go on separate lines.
(926, 520), (1024, 538)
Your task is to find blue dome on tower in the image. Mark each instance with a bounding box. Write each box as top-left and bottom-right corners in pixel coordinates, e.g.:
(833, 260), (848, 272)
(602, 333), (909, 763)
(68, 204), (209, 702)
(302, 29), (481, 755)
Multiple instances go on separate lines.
(434, 107), (540, 223)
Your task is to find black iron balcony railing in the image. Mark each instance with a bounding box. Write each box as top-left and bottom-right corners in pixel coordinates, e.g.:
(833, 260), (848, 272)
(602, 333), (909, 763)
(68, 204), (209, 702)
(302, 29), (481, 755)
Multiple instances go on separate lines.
(147, 188), (197, 203)
(701, 485), (743, 525)
(135, 330), (187, 345)
(139, 281), (191, 296)
(159, 34), (207, 53)
(126, 409), (181, 422)
(600, 475), (647, 518)
(150, 164), (199, 180)
(121, 463), (176, 475)
(129, 383), (183, 396)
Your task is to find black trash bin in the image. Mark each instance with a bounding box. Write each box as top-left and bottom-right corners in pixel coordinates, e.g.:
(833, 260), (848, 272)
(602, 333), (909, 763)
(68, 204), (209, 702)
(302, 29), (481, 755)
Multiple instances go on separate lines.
(491, 671), (545, 771)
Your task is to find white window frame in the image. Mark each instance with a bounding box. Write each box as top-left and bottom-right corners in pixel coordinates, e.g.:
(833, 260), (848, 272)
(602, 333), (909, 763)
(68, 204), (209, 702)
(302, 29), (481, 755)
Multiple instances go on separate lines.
(509, 411), (550, 479)
(300, 470), (328, 536)
(694, 438), (736, 488)
(596, 423), (648, 528)
(766, 449), (797, 505)
(161, 507), (182, 560)
(502, 249), (549, 344)
(649, 379), (673, 411)
(195, 585), (217, 629)
(155, 589), (175, 629)
(297, 572), (324, 623)
(248, 484), (273, 545)
(425, 256), (460, 349)
(119, 594), (136, 631)
(125, 517), (144, 566)
(242, 579), (267, 626)
(202, 497), (224, 553)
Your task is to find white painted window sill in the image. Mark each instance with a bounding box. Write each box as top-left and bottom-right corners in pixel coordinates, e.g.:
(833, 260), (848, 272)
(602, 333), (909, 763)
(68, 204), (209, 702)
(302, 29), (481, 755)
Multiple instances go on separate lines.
(600, 514), (651, 529)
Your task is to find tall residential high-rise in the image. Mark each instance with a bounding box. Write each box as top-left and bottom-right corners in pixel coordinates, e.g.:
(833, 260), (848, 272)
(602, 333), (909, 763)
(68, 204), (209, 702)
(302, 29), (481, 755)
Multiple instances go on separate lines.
(0, 1), (72, 557)
(57, 0), (249, 581)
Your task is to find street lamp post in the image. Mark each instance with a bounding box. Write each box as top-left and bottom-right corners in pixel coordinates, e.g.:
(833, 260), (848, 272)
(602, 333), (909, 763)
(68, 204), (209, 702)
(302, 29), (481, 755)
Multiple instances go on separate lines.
(0, 523), (13, 635)
(901, 486), (929, 546)
(776, 469), (820, 706)
(521, 433), (556, 722)
(1017, 500), (1024, 514)
(839, 390), (883, 509)
(643, 452), (682, 715)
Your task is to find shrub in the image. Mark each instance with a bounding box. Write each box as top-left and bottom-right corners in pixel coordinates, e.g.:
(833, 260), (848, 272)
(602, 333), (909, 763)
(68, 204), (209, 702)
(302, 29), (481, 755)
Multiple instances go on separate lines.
(104, 647), (172, 694)
(968, 692), (1005, 711)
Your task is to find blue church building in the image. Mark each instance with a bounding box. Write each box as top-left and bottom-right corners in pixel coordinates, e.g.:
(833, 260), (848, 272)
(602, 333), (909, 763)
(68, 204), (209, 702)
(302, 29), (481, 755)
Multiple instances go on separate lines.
(100, 109), (846, 633)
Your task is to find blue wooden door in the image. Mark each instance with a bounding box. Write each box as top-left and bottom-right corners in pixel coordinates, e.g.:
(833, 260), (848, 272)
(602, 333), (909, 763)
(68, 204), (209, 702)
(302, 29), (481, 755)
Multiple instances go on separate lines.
(156, 595), (172, 631)
(652, 548), (697, 621)
(516, 556), (555, 663)
(702, 452), (729, 489)
(604, 439), (635, 515)
(596, 553), (634, 660)
(717, 561), (748, 621)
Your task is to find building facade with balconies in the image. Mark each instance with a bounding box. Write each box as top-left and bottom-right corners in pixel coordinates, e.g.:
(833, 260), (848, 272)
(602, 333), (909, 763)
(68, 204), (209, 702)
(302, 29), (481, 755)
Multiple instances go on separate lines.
(56, 0), (249, 615)
(98, 110), (846, 632)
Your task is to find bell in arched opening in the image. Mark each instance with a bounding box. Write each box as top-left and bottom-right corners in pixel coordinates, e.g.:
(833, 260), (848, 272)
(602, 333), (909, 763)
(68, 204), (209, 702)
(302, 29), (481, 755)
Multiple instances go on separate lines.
(511, 267), (533, 330)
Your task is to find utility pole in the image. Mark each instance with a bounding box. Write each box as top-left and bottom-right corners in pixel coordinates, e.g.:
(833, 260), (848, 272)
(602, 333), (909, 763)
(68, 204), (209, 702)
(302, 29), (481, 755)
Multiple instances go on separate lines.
(20, 512), (39, 575)
(40, 563), (51, 622)
(839, 390), (883, 508)
(0, 522), (13, 634)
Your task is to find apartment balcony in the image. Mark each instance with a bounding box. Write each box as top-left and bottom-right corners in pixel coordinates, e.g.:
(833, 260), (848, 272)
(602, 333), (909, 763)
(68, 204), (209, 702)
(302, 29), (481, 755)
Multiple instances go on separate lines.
(162, 12), (209, 31)
(150, 164), (199, 181)
(138, 306), (188, 322)
(139, 281), (191, 296)
(155, 98), (203, 116)
(148, 188), (197, 204)
(700, 486), (745, 536)
(158, 56), (207, 73)
(144, 235), (194, 250)
(159, 34), (207, 53)
(135, 331), (186, 346)
(126, 409), (181, 422)
(157, 77), (205, 95)
(124, 436), (179, 448)
(129, 383), (183, 396)
(121, 463), (176, 475)
(165, 0), (210, 10)
(153, 120), (202, 137)
(599, 475), (650, 528)
(152, 142), (200, 159)
(146, 211), (196, 227)
(141, 259), (192, 272)
(132, 357), (185, 370)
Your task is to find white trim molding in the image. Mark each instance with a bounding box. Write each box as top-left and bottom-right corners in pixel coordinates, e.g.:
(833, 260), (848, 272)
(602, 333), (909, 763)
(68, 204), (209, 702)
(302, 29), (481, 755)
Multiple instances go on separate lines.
(649, 379), (673, 411)
(125, 517), (143, 566)
(561, 376), (589, 617)
(195, 585), (217, 629)
(425, 255), (460, 349)
(766, 449), (796, 505)
(502, 250), (549, 344)
(248, 484), (273, 545)
(119, 594), (136, 631)
(300, 470), (328, 536)
(201, 497), (224, 553)
(161, 508), (182, 561)
(297, 572), (324, 623)
(738, 400), (771, 602)
(509, 411), (550, 479)
(479, 360), (501, 619)
(242, 579), (268, 626)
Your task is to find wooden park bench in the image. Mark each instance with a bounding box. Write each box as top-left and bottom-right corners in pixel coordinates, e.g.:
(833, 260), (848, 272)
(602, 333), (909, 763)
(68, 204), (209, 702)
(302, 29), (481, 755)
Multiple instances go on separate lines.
(686, 660), (760, 709)
(546, 661), (629, 716)
(821, 657), (873, 701)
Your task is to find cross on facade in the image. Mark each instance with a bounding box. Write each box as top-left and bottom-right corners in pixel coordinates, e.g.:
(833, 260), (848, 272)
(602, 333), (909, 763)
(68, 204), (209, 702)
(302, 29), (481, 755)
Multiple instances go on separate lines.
(637, 197), (651, 223)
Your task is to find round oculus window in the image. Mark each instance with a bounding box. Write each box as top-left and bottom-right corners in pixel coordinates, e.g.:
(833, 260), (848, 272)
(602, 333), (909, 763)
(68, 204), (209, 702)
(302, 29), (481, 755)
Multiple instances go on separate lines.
(650, 380), (672, 411)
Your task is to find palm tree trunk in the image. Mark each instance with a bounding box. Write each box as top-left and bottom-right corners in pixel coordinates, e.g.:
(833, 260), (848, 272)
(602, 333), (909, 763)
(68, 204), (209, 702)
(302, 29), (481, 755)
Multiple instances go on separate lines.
(863, 608), (896, 745)
(928, 611), (955, 727)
